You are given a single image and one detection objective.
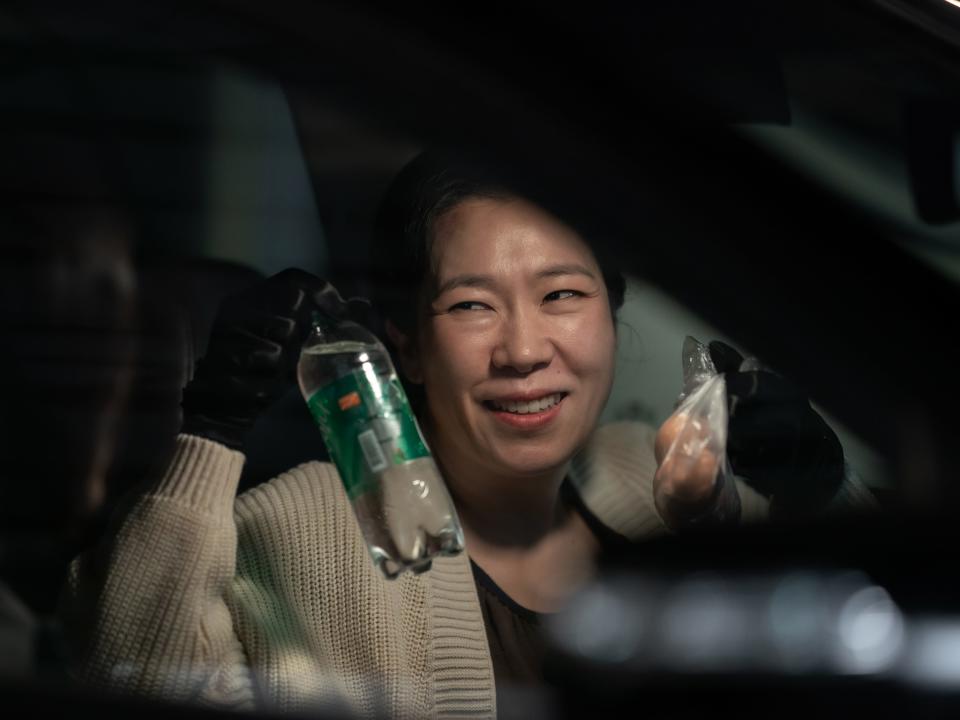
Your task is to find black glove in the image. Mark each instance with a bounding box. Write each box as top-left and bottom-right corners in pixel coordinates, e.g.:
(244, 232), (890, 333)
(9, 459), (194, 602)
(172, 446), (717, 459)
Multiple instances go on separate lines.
(708, 340), (845, 520)
(181, 268), (358, 450)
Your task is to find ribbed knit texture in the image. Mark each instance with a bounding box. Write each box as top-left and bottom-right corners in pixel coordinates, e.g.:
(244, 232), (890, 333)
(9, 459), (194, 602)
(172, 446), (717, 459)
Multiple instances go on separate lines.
(569, 421), (668, 540)
(61, 434), (251, 706)
(424, 555), (495, 717)
(153, 433), (245, 512)
(225, 462), (495, 717)
(62, 433), (499, 717)
(570, 421), (771, 537)
(70, 422), (877, 718)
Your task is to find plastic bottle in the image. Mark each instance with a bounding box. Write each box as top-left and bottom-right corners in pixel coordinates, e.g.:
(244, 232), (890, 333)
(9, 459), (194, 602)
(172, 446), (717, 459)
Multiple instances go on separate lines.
(297, 314), (465, 579)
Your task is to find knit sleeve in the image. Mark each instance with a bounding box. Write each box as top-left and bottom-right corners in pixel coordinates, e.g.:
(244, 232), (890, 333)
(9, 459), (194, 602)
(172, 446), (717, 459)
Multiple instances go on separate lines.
(569, 421), (668, 541)
(58, 434), (257, 709)
(572, 421), (772, 537)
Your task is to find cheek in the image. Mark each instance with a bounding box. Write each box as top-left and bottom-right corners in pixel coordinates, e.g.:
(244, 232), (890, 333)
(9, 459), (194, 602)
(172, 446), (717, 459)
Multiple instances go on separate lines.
(563, 312), (617, 380)
(419, 321), (491, 397)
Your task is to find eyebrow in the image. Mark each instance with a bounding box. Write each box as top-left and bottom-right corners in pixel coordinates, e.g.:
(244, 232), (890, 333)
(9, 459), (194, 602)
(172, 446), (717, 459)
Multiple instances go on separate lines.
(433, 263), (598, 297)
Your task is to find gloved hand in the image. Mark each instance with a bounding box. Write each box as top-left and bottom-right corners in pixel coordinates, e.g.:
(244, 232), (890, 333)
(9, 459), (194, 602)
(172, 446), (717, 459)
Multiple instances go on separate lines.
(181, 268), (360, 450)
(708, 340), (845, 520)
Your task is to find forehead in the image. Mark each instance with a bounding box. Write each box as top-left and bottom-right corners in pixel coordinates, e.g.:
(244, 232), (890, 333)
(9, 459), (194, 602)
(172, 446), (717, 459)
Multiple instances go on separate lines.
(429, 197), (598, 282)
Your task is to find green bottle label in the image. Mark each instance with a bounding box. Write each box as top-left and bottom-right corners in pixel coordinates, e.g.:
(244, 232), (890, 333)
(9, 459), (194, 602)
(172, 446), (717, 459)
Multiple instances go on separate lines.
(306, 370), (430, 499)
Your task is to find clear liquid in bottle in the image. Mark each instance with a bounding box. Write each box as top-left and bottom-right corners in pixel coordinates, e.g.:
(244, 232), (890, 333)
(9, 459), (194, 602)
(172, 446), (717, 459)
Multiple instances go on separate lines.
(297, 319), (464, 579)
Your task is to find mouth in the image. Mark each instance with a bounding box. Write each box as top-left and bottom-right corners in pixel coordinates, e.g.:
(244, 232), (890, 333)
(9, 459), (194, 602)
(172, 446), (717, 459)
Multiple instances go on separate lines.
(483, 392), (567, 415)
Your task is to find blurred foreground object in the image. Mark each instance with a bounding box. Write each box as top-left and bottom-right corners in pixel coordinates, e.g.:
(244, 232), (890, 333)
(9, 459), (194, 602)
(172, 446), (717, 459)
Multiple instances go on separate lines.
(0, 120), (137, 617)
(544, 517), (960, 718)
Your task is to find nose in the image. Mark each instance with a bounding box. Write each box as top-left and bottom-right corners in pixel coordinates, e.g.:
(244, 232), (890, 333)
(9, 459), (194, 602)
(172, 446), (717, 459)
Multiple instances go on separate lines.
(491, 308), (554, 374)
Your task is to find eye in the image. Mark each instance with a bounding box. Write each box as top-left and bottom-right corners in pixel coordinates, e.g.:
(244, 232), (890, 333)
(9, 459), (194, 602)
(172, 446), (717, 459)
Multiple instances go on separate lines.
(447, 300), (491, 312)
(543, 289), (583, 303)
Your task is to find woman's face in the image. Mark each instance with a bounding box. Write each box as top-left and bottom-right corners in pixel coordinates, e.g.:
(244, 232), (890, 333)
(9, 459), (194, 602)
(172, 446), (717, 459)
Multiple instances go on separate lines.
(410, 196), (617, 479)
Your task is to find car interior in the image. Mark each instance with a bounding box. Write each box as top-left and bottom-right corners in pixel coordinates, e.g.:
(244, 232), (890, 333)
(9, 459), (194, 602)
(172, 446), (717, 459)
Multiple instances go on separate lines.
(2, 0), (960, 716)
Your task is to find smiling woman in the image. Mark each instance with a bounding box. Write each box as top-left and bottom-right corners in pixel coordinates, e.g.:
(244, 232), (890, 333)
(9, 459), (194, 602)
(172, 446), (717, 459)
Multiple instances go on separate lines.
(58, 149), (869, 720)
(396, 197), (616, 476)
(389, 194), (620, 631)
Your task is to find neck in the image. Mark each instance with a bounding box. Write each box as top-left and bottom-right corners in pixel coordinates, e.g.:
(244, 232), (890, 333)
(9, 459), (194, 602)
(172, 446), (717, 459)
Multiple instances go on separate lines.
(429, 441), (570, 550)
(421, 422), (602, 614)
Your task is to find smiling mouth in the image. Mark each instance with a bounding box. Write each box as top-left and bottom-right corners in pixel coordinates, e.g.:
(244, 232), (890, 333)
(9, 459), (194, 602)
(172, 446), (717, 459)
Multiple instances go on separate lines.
(484, 393), (567, 415)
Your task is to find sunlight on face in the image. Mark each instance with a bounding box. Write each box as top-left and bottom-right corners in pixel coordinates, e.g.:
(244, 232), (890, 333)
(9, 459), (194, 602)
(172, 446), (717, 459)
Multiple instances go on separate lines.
(415, 196), (617, 480)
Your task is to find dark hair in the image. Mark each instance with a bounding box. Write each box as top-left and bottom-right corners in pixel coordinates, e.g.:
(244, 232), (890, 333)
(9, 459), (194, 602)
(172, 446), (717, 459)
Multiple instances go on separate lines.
(368, 149), (627, 339)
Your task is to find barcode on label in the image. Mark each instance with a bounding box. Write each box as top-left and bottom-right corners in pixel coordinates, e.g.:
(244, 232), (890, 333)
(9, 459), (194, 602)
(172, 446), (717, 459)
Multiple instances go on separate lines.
(357, 429), (388, 473)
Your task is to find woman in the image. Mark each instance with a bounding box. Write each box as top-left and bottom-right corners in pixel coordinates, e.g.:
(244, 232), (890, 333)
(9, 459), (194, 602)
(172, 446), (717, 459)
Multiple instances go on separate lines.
(60, 151), (864, 718)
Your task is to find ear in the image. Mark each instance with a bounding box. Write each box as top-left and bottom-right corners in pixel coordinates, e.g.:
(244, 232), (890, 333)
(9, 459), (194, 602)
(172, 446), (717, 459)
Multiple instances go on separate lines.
(385, 319), (424, 384)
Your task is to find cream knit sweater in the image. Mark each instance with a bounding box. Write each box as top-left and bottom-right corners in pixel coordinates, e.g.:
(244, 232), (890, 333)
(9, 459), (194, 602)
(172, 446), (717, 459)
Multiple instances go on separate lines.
(60, 421), (870, 718)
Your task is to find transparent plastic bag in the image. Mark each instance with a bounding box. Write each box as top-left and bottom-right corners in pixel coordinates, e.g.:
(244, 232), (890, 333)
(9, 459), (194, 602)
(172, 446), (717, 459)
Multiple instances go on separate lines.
(653, 336), (741, 529)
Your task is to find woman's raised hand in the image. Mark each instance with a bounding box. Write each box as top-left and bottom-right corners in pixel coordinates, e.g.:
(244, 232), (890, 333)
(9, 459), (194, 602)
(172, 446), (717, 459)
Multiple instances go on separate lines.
(708, 340), (845, 520)
(180, 268), (351, 450)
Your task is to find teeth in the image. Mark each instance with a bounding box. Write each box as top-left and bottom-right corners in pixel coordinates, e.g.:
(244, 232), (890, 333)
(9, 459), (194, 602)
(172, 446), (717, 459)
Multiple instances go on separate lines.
(490, 393), (563, 414)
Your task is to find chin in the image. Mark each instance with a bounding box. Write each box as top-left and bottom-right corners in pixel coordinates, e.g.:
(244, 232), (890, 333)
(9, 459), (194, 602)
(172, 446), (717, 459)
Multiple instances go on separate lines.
(488, 443), (577, 477)
(492, 419), (597, 468)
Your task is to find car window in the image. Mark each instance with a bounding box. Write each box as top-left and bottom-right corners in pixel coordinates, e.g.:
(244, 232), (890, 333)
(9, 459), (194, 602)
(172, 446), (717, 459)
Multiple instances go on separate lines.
(1, 1), (958, 716)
